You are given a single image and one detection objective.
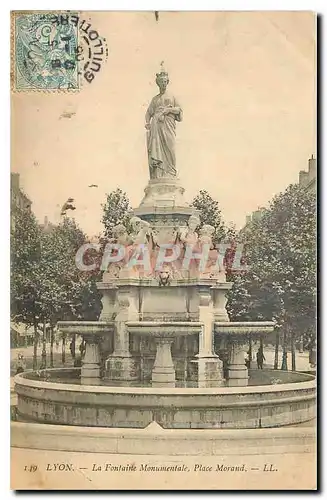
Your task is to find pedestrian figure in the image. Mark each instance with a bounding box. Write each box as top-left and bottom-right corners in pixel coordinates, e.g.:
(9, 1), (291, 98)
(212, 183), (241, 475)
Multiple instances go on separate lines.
(309, 339), (316, 368)
(16, 353), (26, 374)
(69, 340), (75, 359)
(79, 340), (86, 359)
(256, 347), (265, 370)
(245, 349), (251, 369)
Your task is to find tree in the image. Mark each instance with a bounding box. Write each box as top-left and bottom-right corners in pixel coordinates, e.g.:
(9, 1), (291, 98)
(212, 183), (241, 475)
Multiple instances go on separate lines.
(227, 184), (316, 370)
(11, 206), (42, 369)
(191, 190), (226, 245)
(12, 210), (103, 369)
(101, 188), (133, 240)
(38, 218), (102, 365)
(222, 223), (247, 281)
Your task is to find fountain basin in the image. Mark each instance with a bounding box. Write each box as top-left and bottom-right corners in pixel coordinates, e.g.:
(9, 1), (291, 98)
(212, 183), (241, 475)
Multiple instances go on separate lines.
(57, 321), (114, 336)
(127, 321), (202, 387)
(126, 321), (202, 337)
(57, 321), (114, 382)
(14, 369), (316, 429)
(213, 321), (275, 387)
(214, 321), (275, 337)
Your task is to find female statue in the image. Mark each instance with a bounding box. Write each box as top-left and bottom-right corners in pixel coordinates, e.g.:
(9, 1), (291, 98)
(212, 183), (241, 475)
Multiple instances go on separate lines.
(145, 63), (183, 179)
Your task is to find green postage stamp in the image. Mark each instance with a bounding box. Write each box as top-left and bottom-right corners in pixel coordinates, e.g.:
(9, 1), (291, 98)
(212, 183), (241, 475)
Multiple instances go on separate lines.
(12, 12), (79, 91)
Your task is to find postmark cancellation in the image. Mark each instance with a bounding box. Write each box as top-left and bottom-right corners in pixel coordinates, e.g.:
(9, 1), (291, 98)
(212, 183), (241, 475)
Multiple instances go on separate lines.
(11, 12), (79, 91)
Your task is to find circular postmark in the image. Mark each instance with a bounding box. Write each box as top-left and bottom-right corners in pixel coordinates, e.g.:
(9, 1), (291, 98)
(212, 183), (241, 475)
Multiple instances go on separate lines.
(13, 12), (108, 91)
(51, 13), (109, 86)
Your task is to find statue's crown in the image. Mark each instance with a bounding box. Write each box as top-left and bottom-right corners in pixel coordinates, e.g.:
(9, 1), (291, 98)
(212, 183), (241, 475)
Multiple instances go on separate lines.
(156, 61), (168, 78)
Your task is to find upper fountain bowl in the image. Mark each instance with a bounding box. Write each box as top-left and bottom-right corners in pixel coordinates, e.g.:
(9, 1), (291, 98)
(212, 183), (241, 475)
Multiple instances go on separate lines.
(57, 321), (114, 336)
(214, 321), (275, 338)
(126, 321), (202, 338)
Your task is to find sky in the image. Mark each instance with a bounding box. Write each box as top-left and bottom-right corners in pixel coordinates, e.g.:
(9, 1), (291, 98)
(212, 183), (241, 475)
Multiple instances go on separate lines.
(11, 11), (316, 238)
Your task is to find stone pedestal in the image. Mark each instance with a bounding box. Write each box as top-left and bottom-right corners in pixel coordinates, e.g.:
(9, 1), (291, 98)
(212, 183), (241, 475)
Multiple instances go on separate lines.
(197, 358), (224, 388)
(152, 338), (175, 387)
(133, 177), (197, 239)
(227, 343), (249, 387)
(195, 287), (224, 386)
(197, 288), (214, 358)
(106, 355), (137, 382)
(98, 285), (117, 321)
(105, 288), (138, 381)
(137, 178), (188, 208)
(212, 284), (232, 322)
(81, 334), (102, 384)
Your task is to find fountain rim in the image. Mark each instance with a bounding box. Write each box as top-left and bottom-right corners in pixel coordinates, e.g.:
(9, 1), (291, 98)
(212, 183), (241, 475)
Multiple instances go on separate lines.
(126, 321), (203, 327)
(14, 369), (316, 396)
(57, 321), (114, 326)
(126, 320), (203, 336)
(214, 321), (275, 327)
(214, 321), (275, 336)
(97, 279), (233, 288)
(56, 320), (114, 335)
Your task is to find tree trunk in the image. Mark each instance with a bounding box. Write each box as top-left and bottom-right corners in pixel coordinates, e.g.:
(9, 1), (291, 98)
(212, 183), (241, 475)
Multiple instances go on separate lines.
(50, 326), (54, 368)
(291, 331), (296, 371)
(309, 338), (317, 368)
(259, 336), (264, 368)
(62, 334), (66, 365)
(71, 334), (76, 360)
(33, 321), (38, 370)
(274, 331), (280, 370)
(248, 337), (252, 369)
(281, 328), (288, 371)
(40, 320), (47, 369)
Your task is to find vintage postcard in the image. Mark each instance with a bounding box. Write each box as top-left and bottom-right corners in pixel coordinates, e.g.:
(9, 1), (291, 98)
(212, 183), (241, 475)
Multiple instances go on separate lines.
(10, 11), (317, 490)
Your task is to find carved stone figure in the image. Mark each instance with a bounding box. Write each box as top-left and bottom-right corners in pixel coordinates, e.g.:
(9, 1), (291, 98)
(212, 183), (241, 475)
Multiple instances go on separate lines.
(179, 214), (200, 247)
(145, 62), (183, 179)
(151, 224), (178, 247)
(103, 223), (130, 280)
(172, 214), (200, 278)
(130, 217), (151, 245)
(158, 264), (172, 286)
(127, 218), (152, 278)
(112, 223), (132, 246)
(129, 216), (142, 240)
(198, 224), (217, 278)
(199, 224), (215, 247)
(199, 224), (226, 281)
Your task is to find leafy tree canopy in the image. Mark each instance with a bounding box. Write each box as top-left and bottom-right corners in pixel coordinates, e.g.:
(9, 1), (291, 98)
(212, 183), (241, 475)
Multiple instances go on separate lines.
(227, 184), (316, 346)
(191, 190), (226, 244)
(101, 188), (133, 240)
(11, 210), (102, 327)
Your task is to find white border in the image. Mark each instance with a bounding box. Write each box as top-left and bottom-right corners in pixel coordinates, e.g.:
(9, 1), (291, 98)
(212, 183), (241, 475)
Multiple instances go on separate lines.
(3, 2), (323, 498)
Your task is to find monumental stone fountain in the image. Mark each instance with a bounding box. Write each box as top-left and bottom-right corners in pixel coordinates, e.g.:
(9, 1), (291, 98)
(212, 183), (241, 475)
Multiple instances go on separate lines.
(14, 65), (316, 431)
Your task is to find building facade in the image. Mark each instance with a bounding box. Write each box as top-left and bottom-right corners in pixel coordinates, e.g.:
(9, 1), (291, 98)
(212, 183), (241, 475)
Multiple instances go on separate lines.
(241, 154), (317, 233)
(11, 173), (32, 231)
(11, 173), (32, 212)
(39, 215), (57, 233)
(298, 155), (316, 194)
